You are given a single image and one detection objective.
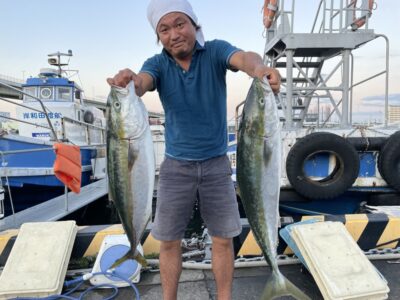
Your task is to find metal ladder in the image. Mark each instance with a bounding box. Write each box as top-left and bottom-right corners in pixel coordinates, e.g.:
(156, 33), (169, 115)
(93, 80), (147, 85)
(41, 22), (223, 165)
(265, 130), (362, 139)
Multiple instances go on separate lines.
(263, 0), (389, 129)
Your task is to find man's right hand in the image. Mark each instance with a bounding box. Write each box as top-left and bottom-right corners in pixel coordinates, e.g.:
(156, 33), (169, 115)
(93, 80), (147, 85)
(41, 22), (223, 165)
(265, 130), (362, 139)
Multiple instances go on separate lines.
(107, 68), (139, 87)
(107, 68), (153, 97)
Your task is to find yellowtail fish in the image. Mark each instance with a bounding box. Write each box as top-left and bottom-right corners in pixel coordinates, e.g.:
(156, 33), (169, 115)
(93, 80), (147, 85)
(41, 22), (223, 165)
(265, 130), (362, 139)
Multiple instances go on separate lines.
(106, 81), (155, 268)
(237, 78), (310, 300)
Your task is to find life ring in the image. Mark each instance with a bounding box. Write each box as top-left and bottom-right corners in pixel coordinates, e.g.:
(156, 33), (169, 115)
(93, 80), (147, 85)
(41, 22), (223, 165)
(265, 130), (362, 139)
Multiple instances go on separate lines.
(351, 0), (374, 30)
(378, 131), (400, 192)
(286, 132), (360, 200)
(263, 0), (278, 29)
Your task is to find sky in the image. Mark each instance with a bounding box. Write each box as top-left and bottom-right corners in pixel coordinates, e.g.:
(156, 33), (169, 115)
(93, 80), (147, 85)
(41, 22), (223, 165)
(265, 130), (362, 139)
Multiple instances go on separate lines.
(1, 0), (399, 122)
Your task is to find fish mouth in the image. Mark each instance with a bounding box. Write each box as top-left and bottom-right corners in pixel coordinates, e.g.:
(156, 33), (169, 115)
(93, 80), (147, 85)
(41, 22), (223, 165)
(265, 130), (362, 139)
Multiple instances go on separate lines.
(111, 86), (129, 97)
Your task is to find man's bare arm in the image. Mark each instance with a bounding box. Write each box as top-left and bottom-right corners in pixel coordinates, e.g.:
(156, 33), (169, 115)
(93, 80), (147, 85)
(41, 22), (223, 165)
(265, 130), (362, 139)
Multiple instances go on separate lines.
(229, 51), (281, 94)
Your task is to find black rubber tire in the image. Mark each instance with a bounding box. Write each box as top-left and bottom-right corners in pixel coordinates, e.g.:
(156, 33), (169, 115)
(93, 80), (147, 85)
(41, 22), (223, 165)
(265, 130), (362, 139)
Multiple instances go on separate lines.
(378, 131), (400, 192)
(368, 193), (400, 206)
(286, 132), (360, 200)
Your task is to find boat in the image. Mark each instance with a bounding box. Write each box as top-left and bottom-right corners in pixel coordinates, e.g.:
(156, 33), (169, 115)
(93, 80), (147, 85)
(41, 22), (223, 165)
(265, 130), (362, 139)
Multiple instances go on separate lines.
(0, 51), (107, 221)
(228, 0), (400, 217)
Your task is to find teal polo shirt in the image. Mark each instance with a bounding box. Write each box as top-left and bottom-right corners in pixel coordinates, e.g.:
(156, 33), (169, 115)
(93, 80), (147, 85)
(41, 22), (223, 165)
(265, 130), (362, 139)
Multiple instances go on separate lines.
(140, 39), (241, 161)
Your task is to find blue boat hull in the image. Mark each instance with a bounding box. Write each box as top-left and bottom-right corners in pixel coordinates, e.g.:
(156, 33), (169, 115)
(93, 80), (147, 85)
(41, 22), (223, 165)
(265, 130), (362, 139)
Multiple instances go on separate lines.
(0, 134), (97, 215)
(0, 135), (95, 187)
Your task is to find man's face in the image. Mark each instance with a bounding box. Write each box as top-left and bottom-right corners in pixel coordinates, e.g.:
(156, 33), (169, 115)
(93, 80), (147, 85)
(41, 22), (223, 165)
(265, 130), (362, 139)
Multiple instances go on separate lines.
(156, 12), (197, 60)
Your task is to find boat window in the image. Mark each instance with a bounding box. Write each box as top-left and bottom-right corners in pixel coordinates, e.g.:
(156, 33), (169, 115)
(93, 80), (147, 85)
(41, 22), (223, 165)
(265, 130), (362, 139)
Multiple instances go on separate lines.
(57, 87), (72, 101)
(23, 87), (37, 102)
(75, 90), (81, 100)
(39, 86), (54, 101)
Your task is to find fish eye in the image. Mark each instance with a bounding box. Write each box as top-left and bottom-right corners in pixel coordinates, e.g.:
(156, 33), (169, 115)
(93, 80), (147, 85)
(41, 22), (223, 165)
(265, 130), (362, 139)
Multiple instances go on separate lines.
(113, 101), (121, 109)
(259, 98), (264, 104)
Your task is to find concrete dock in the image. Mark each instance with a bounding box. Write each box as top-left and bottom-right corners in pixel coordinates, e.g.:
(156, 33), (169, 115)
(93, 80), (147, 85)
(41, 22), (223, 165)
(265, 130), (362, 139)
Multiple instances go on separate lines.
(67, 259), (400, 299)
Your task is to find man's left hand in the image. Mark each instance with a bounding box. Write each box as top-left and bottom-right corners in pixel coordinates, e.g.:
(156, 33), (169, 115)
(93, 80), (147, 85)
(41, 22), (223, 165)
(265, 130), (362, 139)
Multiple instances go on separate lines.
(255, 65), (281, 94)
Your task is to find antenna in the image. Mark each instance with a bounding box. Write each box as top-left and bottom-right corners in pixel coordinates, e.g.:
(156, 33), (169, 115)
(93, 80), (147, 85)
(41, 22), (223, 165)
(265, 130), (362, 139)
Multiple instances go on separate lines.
(47, 50), (73, 77)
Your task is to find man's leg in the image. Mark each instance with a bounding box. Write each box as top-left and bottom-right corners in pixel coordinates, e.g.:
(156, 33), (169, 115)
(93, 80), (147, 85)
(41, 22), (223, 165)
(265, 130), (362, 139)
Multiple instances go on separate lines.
(152, 158), (198, 299)
(197, 155), (242, 300)
(212, 236), (234, 300)
(159, 240), (182, 300)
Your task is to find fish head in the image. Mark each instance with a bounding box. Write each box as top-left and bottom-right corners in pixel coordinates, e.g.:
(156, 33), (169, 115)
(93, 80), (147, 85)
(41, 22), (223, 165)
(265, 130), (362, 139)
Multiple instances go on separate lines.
(106, 81), (148, 140)
(242, 78), (280, 137)
(241, 79), (267, 136)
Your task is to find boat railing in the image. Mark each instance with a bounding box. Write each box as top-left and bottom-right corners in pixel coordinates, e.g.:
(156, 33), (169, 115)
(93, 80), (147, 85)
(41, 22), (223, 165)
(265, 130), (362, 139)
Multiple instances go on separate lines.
(268, 0), (374, 37)
(0, 185), (4, 219)
(234, 100), (246, 141)
(0, 80), (107, 145)
(61, 116), (106, 146)
(0, 81), (59, 140)
(0, 74), (24, 84)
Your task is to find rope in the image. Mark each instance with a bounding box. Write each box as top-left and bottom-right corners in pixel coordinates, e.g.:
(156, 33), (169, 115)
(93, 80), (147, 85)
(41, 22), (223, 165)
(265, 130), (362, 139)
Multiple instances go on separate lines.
(0, 150), (16, 226)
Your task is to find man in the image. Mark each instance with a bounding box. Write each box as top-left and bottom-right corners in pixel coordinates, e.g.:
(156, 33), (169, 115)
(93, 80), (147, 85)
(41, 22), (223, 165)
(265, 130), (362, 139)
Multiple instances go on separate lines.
(107, 1), (280, 299)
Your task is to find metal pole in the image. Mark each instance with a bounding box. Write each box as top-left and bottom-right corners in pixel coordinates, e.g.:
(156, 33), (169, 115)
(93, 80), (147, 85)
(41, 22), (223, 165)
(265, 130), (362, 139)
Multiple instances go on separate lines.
(317, 96), (320, 128)
(234, 100), (246, 140)
(64, 186), (69, 212)
(285, 50), (295, 128)
(350, 53), (354, 125)
(339, 0), (344, 32)
(341, 50), (351, 128)
(374, 34), (390, 127)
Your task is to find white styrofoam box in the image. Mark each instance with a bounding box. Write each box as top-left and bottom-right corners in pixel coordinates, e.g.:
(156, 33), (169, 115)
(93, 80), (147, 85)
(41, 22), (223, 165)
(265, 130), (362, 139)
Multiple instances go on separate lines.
(291, 221), (389, 300)
(0, 221), (77, 299)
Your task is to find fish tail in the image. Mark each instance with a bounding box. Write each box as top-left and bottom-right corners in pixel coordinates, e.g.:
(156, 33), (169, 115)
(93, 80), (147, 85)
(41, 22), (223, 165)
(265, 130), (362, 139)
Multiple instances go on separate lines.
(261, 270), (310, 300)
(134, 252), (148, 267)
(110, 250), (148, 269)
(110, 251), (134, 269)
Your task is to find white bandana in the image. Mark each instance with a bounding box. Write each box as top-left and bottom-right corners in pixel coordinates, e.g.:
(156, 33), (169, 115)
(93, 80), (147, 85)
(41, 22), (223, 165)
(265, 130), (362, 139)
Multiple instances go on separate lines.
(147, 0), (205, 46)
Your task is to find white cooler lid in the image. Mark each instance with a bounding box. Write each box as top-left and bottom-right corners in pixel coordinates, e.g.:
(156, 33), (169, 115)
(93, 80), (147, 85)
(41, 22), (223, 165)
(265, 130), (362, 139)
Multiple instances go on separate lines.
(0, 221), (77, 299)
(291, 221), (389, 300)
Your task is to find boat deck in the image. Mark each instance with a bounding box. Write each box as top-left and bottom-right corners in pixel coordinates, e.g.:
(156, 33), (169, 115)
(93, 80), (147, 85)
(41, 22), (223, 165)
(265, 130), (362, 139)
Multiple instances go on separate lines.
(0, 179), (108, 231)
(66, 259), (400, 299)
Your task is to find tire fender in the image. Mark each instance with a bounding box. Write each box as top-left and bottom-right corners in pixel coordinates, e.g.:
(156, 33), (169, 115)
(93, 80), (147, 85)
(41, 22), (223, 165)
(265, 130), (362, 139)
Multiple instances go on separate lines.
(378, 131), (400, 192)
(286, 132), (360, 200)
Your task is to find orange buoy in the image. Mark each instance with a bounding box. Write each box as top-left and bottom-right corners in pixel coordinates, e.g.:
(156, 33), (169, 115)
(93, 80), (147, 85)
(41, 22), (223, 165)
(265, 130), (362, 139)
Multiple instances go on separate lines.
(53, 143), (82, 193)
(263, 0), (278, 29)
(351, 0), (374, 30)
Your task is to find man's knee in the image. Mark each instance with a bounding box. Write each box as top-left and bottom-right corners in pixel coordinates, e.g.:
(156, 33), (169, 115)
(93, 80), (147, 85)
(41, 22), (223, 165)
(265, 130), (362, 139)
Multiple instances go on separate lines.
(160, 240), (181, 252)
(211, 236), (233, 250)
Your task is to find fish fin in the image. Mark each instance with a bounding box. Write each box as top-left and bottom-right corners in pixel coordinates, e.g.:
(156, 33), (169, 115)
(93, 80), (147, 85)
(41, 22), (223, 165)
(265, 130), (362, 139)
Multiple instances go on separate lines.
(236, 186), (242, 199)
(128, 143), (138, 172)
(110, 251), (135, 269)
(263, 142), (272, 167)
(261, 270), (310, 300)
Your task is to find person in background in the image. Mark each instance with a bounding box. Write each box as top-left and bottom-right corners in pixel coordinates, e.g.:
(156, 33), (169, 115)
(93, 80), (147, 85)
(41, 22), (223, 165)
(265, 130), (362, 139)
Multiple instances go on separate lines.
(107, 0), (281, 299)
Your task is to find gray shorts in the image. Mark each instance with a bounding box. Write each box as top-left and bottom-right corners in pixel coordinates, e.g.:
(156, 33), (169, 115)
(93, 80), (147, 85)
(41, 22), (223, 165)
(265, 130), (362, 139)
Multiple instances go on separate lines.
(152, 155), (242, 241)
